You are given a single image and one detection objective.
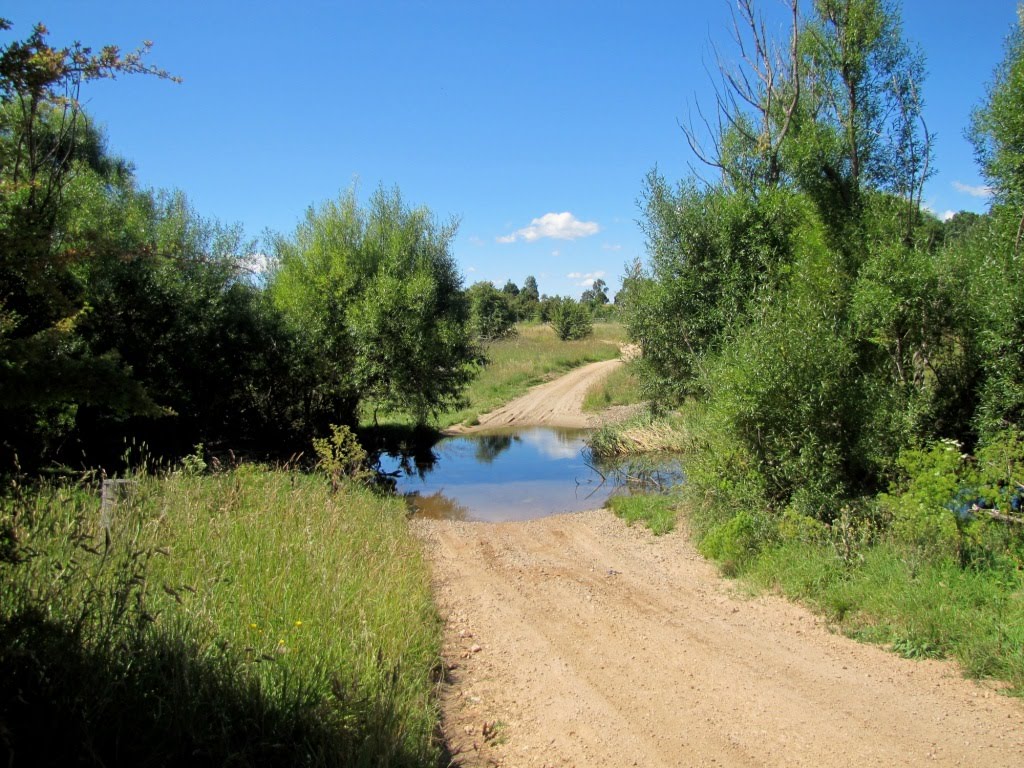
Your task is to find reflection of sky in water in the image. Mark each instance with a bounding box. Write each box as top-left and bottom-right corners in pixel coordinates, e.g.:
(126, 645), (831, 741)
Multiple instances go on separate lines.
(378, 427), (612, 522)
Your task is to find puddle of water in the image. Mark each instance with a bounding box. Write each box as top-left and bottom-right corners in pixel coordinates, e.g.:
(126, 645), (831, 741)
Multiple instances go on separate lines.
(375, 427), (681, 523)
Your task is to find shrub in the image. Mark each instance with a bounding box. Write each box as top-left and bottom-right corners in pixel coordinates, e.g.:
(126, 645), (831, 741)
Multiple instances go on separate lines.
(549, 298), (592, 341)
(312, 424), (372, 490)
(699, 510), (771, 576)
(466, 281), (517, 340)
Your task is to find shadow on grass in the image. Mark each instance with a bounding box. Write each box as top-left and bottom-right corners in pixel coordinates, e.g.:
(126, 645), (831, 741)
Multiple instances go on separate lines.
(0, 607), (443, 768)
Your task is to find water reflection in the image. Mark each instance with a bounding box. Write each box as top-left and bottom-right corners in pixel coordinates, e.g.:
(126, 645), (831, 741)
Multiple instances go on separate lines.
(474, 434), (516, 464)
(375, 427), (681, 523)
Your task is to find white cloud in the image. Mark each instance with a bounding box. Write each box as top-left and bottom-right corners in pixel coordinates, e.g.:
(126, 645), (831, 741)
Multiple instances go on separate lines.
(240, 252), (272, 275)
(953, 181), (993, 198)
(519, 429), (580, 460)
(923, 203), (959, 222)
(467, 235), (485, 247)
(498, 212), (600, 243)
(602, 243), (622, 251)
(466, 265), (478, 273)
(567, 270), (605, 288)
(551, 249), (561, 257)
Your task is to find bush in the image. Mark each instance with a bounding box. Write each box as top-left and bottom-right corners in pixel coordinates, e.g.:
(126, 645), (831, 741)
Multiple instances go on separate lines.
(549, 298), (592, 341)
(699, 510), (772, 576)
(312, 423), (372, 490)
(466, 281), (517, 340)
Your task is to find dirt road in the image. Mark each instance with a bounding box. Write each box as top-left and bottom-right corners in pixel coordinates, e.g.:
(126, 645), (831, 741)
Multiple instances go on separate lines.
(415, 513), (1024, 767)
(414, 360), (1024, 766)
(446, 358), (623, 433)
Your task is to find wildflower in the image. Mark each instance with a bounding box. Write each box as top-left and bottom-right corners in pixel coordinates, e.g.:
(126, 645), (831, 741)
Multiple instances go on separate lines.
(294, 620), (303, 627)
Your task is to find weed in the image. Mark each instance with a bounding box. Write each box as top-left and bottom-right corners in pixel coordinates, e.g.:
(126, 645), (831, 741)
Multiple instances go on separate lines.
(606, 493), (678, 535)
(313, 423), (373, 490)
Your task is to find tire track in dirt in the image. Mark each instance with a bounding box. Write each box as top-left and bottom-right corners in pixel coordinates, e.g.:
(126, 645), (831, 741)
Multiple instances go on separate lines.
(446, 357), (624, 433)
(414, 512), (1024, 767)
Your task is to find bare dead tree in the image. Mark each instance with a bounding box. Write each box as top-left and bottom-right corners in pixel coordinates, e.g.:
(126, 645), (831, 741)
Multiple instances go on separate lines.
(683, 0), (800, 192)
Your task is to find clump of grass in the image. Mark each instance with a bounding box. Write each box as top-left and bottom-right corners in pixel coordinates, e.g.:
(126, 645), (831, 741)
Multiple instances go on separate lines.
(606, 492), (678, 535)
(589, 410), (688, 458)
(0, 467), (443, 766)
(582, 361), (645, 412)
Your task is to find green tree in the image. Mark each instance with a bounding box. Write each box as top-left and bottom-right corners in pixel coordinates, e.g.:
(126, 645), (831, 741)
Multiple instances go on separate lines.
(633, 173), (803, 402)
(580, 278), (609, 307)
(970, 6), (1024, 240)
(963, 8), (1024, 435)
(466, 280), (516, 340)
(521, 275), (540, 303)
(790, 0), (931, 246)
(549, 298), (592, 341)
(0, 20), (175, 464)
(271, 187), (476, 427)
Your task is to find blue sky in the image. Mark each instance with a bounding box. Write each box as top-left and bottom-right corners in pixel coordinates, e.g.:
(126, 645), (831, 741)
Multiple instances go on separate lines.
(4, 1), (1017, 298)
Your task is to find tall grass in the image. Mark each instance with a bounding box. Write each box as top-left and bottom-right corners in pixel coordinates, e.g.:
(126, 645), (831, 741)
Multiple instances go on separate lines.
(743, 539), (1024, 693)
(589, 410), (689, 458)
(439, 321), (625, 427)
(581, 361), (645, 412)
(0, 467), (443, 766)
(606, 492), (679, 535)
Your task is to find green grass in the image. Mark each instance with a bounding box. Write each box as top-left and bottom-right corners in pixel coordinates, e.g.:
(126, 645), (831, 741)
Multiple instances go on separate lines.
(582, 360), (645, 412)
(0, 467), (443, 766)
(606, 492), (678, 535)
(438, 321), (625, 427)
(699, 523), (1024, 695)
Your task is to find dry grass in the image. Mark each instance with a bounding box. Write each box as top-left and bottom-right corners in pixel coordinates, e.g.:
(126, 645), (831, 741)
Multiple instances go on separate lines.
(589, 411), (689, 458)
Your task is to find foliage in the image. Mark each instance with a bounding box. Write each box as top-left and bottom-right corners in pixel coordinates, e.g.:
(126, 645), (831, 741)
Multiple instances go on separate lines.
(313, 423), (372, 489)
(548, 297), (592, 341)
(580, 277), (609, 307)
(0, 468), (444, 765)
(0, 21), (177, 465)
(271, 186), (476, 427)
(628, 178), (804, 404)
(466, 280), (517, 340)
(970, 6), (1024, 213)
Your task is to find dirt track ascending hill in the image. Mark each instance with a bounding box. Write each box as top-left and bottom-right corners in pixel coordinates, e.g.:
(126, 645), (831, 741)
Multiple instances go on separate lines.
(414, 359), (1024, 767)
(446, 357), (623, 433)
